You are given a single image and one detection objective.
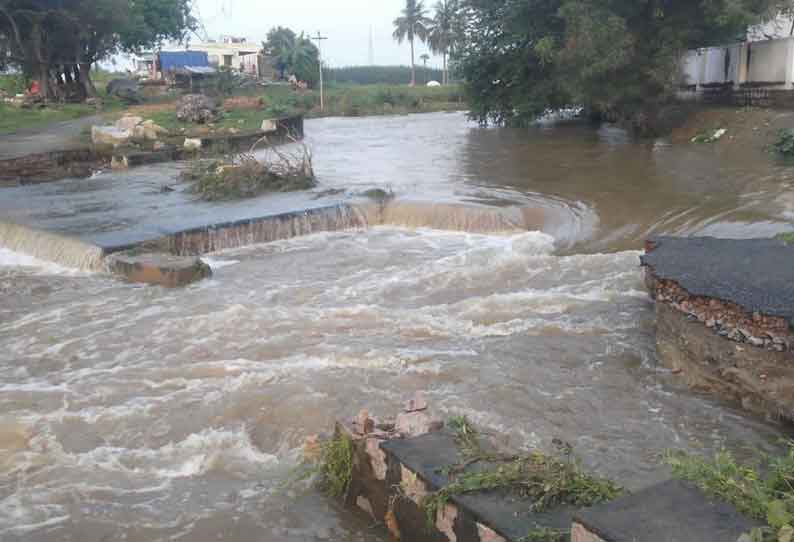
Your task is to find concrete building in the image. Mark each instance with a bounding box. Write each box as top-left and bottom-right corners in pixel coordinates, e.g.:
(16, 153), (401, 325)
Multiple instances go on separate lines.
(681, 34), (794, 91)
(188, 37), (264, 77)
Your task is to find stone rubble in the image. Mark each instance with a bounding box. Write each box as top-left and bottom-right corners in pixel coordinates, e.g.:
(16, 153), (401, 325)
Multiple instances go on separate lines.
(646, 272), (792, 353)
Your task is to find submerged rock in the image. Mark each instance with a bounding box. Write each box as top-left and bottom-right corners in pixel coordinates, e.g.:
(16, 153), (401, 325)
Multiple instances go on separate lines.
(106, 252), (211, 287)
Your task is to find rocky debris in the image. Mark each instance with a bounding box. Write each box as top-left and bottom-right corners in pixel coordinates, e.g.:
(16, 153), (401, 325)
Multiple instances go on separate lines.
(303, 434), (322, 462)
(106, 252), (211, 287)
(646, 274), (792, 352)
(110, 155), (129, 170)
(106, 78), (142, 104)
(223, 95), (264, 110)
(261, 119), (279, 133)
(477, 523), (508, 542)
(176, 94), (220, 124)
(404, 391), (428, 413)
(115, 115), (144, 131)
(183, 137), (202, 151)
(395, 407), (444, 437)
(113, 116), (168, 141)
(91, 125), (132, 147)
(134, 120), (168, 141)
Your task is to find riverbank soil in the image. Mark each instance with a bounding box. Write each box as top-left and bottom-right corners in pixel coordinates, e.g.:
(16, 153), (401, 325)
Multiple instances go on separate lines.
(670, 106), (794, 148)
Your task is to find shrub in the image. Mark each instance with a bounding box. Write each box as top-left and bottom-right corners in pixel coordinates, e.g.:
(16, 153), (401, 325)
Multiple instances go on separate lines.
(774, 129), (794, 156)
(666, 443), (794, 541)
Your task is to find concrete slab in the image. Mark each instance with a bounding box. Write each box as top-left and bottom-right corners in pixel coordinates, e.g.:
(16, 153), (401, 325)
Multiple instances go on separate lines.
(381, 432), (574, 541)
(574, 479), (761, 542)
(641, 236), (794, 325)
(0, 163), (352, 250)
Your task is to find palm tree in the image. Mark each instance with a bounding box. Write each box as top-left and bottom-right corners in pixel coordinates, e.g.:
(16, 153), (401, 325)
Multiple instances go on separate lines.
(393, 0), (432, 86)
(427, 0), (458, 85)
(420, 53), (430, 84)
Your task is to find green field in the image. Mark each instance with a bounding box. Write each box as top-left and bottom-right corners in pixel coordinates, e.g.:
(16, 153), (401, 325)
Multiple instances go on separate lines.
(0, 75), (466, 137)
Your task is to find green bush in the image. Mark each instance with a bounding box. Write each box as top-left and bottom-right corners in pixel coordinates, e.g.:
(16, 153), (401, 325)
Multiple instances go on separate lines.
(0, 74), (27, 95)
(774, 129), (794, 156)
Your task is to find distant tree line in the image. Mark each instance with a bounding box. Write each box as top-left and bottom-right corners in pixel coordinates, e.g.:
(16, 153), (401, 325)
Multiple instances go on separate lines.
(0, 0), (194, 101)
(326, 65), (444, 86)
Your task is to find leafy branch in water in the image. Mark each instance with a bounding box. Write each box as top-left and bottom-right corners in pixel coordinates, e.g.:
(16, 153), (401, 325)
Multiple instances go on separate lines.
(283, 433), (354, 499)
(318, 434), (354, 498)
(181, 135), (316, 200)
(422, 417), (623, 534)
(666, 442), (794, 542)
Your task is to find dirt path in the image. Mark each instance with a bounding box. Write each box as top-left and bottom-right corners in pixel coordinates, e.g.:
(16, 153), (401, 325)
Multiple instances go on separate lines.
(0, 114), (102, 160)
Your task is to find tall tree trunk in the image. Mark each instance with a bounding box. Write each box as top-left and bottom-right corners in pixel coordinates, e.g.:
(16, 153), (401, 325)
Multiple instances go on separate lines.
(443, 52), (448, 85)
(410, 37), (416, 86)
(30, 21), (53, 100)
(78, 62), (98, 98)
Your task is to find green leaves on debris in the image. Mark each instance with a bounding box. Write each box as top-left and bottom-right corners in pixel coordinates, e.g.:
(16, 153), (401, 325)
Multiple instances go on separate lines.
(775, 232), (794, 245)
(666, 442), (794, 542)
(318, 434), (355, 498)
(422, 417), (624, 540)
(774, 129), (794, 157)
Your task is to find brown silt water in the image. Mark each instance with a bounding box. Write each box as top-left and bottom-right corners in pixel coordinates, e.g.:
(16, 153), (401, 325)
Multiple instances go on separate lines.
(0, 112), (792, 541)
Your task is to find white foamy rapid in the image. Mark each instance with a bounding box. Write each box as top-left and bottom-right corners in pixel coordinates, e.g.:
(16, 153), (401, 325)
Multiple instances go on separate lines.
(0, 247), (78, 274)
(0, 227), (783, 541)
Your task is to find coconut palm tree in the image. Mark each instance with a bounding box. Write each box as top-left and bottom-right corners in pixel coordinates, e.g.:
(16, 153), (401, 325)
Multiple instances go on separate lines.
(393, 0), (432, 86)
(427, 0), (458, 85)
(420, 53), (430, 84)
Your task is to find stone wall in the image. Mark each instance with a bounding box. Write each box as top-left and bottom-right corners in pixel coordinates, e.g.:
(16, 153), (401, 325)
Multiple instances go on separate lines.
(329, 398), (759, 542)
(0, 149), (105, 186)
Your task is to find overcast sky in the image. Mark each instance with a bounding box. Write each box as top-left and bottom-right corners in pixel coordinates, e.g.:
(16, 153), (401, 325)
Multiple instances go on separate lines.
(191, 0), (441, 68)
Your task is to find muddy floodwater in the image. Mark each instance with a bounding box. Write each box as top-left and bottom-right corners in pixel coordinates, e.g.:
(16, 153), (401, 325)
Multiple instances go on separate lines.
(1, 112), (793, 541)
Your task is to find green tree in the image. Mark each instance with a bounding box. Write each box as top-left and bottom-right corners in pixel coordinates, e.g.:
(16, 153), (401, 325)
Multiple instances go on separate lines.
(262, 26), (320, 86)
(456, 0), (777, 131)
(393, 0), (432, 86)
(263, 26), (297, 79)
(427, 0), (459, 85)
(0, 0), (193, 100)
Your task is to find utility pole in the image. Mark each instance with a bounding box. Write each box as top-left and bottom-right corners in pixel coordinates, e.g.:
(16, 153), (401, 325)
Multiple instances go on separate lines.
(311, 31), (328, 111)
(368, 25), (374, 65)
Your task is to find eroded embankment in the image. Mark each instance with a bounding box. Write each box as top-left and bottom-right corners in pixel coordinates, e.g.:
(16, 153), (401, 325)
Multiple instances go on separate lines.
(642, 237), (794, 421)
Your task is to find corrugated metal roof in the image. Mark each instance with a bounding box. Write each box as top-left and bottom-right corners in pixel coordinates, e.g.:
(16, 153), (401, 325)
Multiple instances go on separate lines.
(159, 51), (210, 71)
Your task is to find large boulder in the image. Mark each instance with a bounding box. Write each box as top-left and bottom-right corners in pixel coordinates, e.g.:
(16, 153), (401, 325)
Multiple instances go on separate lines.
(132, 120), (169, 141)
(176, 94), (219, 124)
(106, 79), (142, 104)
(91, 125), (132, 147)
(107, 252), (212, 287)
(115, 115), (144, 131)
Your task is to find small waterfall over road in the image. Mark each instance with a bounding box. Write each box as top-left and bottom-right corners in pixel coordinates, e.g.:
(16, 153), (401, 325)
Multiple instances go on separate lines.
(0, 222), (103, 271)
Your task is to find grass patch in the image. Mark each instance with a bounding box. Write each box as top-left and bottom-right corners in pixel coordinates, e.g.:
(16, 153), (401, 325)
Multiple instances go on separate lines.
(422, 417), (623, 541)
(0, 73), (27, 95)
(666, 444), (794, 541)
(776, 232), (794, 244)
(0, 102), (100, 135)
(261, 83), (466, 119)
(145, 105), (268, 136)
